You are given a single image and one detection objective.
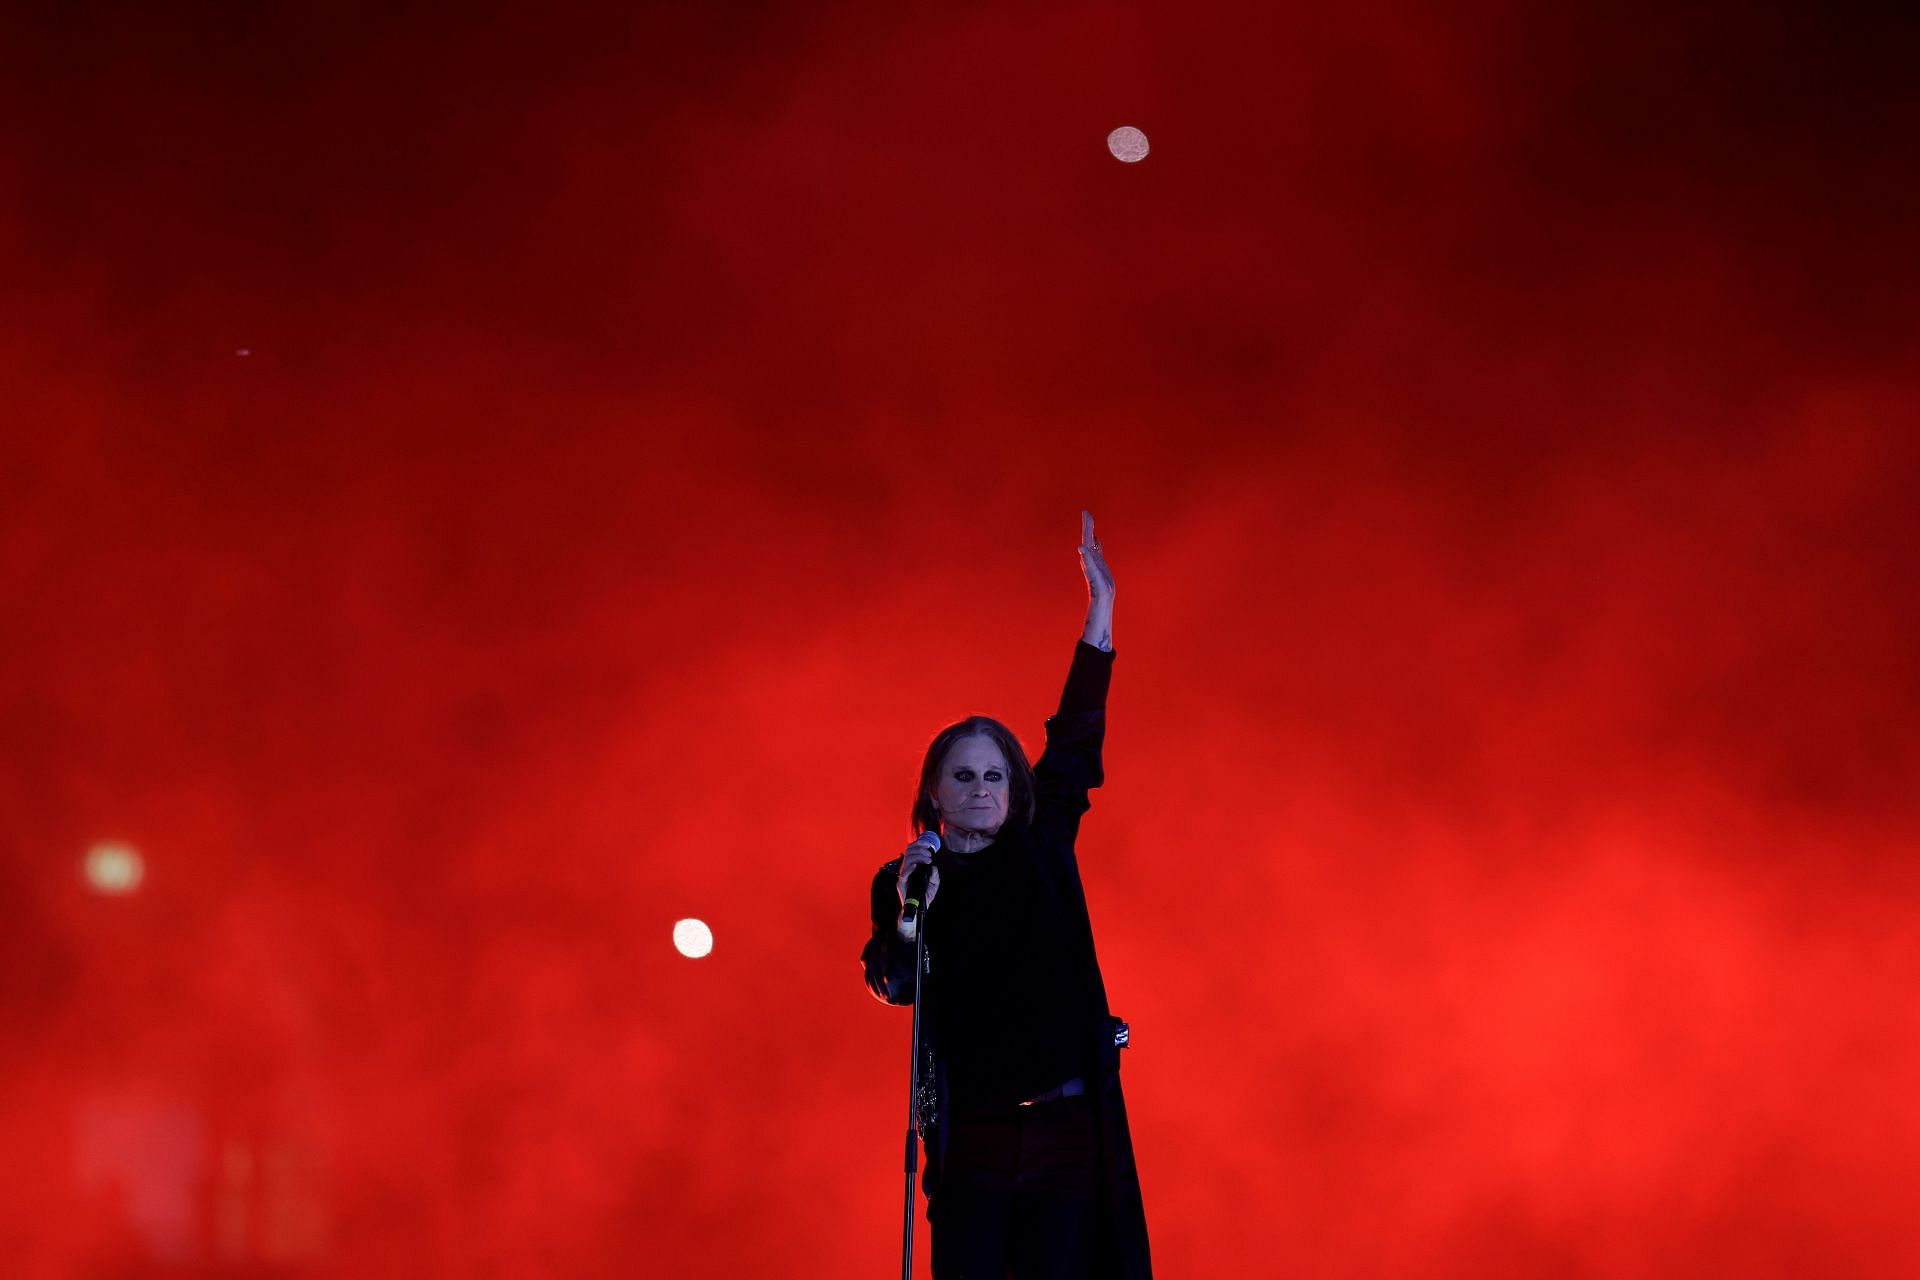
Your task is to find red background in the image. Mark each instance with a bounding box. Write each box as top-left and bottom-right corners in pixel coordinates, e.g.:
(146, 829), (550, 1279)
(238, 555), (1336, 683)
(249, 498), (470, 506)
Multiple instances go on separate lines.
(4, 3), (1918, 1275)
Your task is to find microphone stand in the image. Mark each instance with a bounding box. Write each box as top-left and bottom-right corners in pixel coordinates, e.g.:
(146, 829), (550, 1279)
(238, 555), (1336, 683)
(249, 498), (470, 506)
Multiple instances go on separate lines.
(899, 909), (930, 1280)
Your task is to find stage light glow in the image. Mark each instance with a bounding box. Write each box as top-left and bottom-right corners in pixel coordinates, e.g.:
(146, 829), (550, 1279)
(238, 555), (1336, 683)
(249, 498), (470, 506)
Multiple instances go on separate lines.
(84, 842), (145, 895)
(1106, 126), (1150, 163)
(672, 918), (713, 958)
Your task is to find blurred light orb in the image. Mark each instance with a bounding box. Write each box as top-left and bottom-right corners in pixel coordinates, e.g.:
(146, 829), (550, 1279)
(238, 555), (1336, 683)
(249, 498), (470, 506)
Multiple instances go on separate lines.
(672, 918), (714, 959)
(1106, 126), (1150, 163)
(84, 842), (145, 895)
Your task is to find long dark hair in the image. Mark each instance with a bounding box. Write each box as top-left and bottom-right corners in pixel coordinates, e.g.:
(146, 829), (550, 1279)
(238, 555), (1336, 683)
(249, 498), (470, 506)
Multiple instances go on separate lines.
(911, 716), (1037, 837)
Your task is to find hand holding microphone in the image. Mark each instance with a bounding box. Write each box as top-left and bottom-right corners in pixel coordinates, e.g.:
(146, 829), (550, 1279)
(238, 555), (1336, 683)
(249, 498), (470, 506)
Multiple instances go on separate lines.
(895, 831), (942, 942)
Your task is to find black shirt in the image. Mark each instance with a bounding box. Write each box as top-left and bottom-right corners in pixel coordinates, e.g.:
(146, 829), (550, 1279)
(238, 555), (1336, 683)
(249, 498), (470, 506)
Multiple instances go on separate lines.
(929, 827), (1091, 1111)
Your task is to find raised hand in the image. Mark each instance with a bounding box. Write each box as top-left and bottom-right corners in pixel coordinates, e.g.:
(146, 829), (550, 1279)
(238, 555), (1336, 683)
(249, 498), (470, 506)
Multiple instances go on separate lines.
(1079, 509), (1115, 650)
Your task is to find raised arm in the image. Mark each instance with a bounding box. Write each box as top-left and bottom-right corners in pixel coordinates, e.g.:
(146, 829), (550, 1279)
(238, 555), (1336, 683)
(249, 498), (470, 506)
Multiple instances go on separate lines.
(1079, 509), (1115, 653)
(1035, 512), (1118, 849)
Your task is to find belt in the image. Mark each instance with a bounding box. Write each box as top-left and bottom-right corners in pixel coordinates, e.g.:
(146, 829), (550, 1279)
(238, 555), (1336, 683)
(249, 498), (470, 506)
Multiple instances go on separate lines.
(1018, 1076), (1087, 1106)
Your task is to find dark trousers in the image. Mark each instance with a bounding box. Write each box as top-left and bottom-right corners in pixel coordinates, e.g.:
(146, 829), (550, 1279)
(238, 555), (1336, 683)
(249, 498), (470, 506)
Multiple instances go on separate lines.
(930, 1094), (1101, 1279)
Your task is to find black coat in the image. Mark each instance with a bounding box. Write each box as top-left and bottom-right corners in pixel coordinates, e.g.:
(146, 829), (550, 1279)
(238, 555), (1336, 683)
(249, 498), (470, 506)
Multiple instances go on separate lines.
(862, 642), (1152, 1280)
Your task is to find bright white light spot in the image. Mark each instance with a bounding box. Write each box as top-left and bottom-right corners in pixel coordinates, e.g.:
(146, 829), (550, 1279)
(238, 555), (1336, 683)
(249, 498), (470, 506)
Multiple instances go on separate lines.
(672, 918), (713, 959)
(1106, 126), (1150, 163)
(84, 842), (145, 895)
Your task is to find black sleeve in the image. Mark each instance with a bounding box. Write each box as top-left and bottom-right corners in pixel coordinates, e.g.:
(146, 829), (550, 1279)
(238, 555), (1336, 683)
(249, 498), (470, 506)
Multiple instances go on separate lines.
(860, 858), (916, 1004)
(1031, 642), (1114, 850)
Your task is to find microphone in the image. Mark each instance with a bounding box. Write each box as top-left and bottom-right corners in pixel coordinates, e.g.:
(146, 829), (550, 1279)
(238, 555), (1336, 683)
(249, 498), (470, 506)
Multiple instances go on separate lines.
(897, 831), (942, 942)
